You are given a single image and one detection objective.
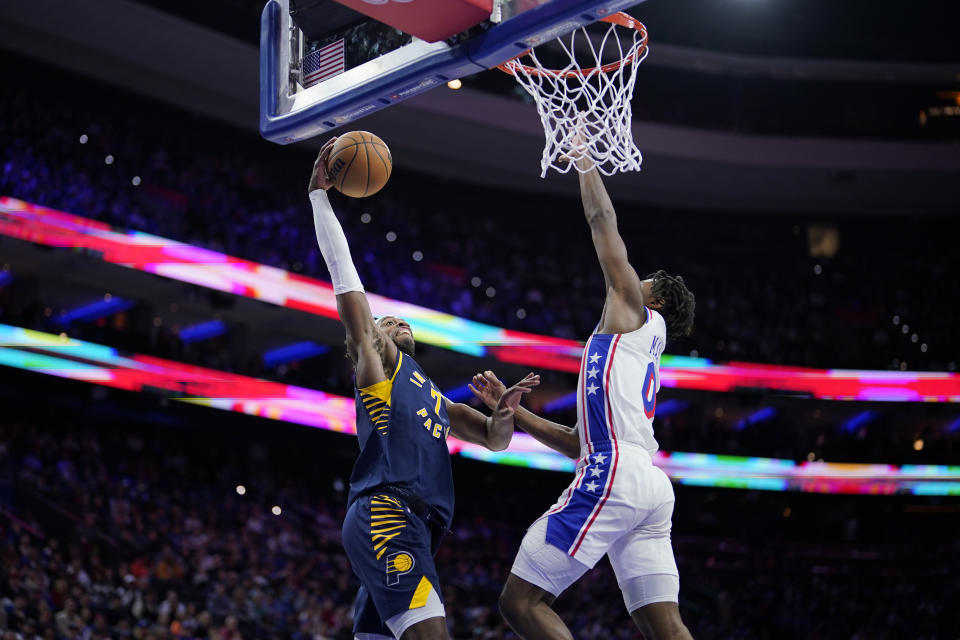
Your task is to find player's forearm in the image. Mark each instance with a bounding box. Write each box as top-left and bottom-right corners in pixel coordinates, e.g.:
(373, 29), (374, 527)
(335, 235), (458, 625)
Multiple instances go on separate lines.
(578, 167), (636, 293)
(578, 167), (617, 227)
(514, 406), (580, 459)
(311, 190), (376, 344)
(310, 189), (363, 295)
(484, 407), (516, 452)
(449, 402), (513, 452)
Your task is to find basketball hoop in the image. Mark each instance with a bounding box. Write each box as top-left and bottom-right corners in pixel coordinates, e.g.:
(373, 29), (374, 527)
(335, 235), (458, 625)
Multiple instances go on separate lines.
(498, 13), (649, 178)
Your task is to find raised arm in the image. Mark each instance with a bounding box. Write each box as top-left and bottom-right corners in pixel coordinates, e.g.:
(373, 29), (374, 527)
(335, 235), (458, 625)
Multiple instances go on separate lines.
(447, 373), (540, 452)
(470, 371), (581, 459)
(309, 139), (396, 388)
(575, 153), (647, 334)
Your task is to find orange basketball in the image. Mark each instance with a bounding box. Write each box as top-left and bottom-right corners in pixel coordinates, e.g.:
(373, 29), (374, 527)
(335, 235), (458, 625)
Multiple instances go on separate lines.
(325, 131), (392, 198)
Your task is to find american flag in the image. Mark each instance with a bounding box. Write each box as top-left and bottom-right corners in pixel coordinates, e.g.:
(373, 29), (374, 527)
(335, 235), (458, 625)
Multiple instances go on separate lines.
(301, 39), (345, 88)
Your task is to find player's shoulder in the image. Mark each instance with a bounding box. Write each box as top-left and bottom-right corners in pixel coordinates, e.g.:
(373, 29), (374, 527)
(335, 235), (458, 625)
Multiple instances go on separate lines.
(648, 308), (667, 334)
(633, 306), (666, 338)
(617, 307), (665, 351)
(640, 308), (668, 352)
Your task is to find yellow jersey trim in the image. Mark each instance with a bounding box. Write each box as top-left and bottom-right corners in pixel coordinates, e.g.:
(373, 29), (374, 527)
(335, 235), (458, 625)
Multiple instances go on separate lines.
(409, 576), (432, 609)
(359, 379), (392, 405)
(390, 351), (403, 383)
(358, 352), (403, 400)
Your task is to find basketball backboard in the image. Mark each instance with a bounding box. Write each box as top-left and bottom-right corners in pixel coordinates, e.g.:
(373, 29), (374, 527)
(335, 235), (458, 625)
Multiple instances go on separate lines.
(259, 0), (645, 144)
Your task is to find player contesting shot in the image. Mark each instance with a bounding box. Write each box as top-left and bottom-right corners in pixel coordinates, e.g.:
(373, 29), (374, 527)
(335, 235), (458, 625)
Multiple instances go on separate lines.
(308, 136), (539, 640)
(469, 141), (696, 640)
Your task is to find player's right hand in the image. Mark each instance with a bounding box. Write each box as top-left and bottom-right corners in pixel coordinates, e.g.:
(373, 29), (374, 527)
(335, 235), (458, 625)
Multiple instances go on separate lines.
(308, 137), (338, 193)
(559, 116), (594, 171)
(467, 369), (540, 409)
(495, 372), (540, 418)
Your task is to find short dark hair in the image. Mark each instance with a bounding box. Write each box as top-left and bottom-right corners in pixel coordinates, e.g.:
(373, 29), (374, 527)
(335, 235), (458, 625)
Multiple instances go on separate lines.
(647, 270), (695, 341)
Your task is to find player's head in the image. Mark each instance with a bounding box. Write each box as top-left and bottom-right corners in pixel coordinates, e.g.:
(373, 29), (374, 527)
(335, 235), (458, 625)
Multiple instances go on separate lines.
(376, 315), (416, 356)
(641, 270), (695, 341)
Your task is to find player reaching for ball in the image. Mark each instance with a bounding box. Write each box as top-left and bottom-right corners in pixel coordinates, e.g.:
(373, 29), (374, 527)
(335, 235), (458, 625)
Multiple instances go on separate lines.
(469, 150), (696, 639)
(307, 136), (539, 640)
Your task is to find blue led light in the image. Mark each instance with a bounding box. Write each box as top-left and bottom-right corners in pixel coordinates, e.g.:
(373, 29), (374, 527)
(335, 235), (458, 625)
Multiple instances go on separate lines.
(735, 406), (778, 430)
(945, 416), (960, 434)
(442, 384), (474, 403)
(178, 320), (227, 343)
(656, 399), (690, 418)
(842, 410), (877, 433)
(544, 391), (577, 413)
(58, 297), (134, 325)
(263, 341), (330, 368)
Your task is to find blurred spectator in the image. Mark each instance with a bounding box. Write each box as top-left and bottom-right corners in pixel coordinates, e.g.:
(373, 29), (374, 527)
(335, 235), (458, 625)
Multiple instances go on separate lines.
(0, 399), (957, 639)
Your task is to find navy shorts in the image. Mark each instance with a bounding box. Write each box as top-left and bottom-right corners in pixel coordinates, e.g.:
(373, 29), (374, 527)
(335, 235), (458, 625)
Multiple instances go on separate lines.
(343, 493), (445, 636)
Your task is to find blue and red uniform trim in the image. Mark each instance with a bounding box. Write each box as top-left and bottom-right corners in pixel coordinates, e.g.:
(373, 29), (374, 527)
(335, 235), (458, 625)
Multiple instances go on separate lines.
(545, 332), (622, 556)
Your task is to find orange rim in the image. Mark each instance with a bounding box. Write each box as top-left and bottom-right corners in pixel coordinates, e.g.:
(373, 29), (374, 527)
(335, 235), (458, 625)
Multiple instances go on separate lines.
(497, 13), (647, 78)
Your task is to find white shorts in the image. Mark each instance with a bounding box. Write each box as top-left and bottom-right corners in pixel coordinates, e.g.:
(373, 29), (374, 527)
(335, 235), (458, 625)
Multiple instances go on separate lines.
(511, 444), (678, 599)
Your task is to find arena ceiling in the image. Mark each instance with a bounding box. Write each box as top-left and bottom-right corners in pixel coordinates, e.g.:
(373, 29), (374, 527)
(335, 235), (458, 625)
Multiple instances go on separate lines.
(143, 0), (960, 63)
(1, 0), (959, 213)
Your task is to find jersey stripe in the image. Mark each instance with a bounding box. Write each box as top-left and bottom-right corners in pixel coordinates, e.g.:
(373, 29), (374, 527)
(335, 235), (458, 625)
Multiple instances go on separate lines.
(578, 335), (591, 450)
(359, 356), (403, 437)
(572, 335), (621, 554)
(546, 334), (620, 555)
(583, 334), (615, 448)
(369, 494), (407, 559)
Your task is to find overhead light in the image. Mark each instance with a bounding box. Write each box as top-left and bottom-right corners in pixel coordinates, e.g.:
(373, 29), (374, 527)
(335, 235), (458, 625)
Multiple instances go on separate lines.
(447, 79), (462, 90)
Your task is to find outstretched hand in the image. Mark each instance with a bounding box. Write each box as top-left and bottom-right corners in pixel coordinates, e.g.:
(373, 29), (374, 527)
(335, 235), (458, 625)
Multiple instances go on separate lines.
(470, 371), (540, 415)
(496, 372), (540, 418)
(559, 116), (595, 171)
(308, 136), (339, 193)
(469, 370), (507, 410)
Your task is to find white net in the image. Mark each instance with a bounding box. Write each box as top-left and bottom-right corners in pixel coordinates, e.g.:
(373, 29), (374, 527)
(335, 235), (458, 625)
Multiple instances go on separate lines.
(499, 14), (648, 178)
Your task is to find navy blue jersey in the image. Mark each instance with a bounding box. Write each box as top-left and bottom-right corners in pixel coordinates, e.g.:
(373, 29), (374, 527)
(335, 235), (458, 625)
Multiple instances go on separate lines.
(348, 351), (454, 528)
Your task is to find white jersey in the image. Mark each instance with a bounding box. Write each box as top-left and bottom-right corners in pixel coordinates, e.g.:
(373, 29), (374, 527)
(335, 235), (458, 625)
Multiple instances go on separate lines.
(527, 307), (675, 569)
(576, 306), (666, 456)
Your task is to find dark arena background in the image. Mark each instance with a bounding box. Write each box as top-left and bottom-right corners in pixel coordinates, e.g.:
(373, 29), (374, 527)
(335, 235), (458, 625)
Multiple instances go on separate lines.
(1, 1), (959, 639)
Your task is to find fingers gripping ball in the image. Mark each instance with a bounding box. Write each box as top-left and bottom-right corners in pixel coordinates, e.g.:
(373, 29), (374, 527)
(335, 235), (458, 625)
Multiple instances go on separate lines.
(325, 131), (392, 198)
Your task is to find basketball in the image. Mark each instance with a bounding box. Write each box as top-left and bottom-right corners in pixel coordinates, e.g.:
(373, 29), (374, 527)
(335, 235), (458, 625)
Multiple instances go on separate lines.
(326, 131), (392, 198)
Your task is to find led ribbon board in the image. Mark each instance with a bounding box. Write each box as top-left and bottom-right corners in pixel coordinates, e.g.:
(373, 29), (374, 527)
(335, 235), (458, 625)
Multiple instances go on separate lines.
(0, 323), (957, 496)
(2, 196), (959, 402)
